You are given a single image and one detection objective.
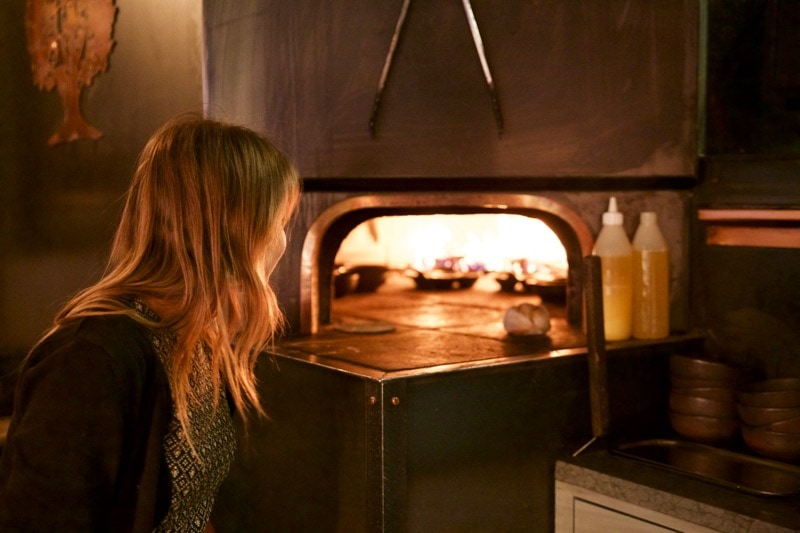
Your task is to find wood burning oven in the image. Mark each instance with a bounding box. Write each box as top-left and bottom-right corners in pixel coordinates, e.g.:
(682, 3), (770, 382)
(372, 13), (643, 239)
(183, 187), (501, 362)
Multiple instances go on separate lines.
(202, 2), (704, 530)
(211, 188), (699, 532)
(298, 192), (592, 334)
(278, 190), (692, 338)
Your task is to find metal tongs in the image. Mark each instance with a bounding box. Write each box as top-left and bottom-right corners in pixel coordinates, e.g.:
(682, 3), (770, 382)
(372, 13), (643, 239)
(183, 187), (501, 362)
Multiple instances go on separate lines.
(369, 0), (504, 137)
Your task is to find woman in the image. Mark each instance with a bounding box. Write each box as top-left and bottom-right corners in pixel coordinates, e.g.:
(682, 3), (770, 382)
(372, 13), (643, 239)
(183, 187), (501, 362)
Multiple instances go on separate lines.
(0, 114), (301, 531)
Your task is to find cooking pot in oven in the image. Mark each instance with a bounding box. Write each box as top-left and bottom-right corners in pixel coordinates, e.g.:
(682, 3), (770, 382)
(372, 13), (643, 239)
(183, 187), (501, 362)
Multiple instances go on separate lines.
(333, 264), (388, 297)
(404, 268), (482, 290)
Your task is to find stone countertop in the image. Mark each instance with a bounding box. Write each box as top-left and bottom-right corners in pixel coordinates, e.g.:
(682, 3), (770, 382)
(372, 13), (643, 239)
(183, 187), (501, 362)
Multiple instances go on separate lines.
(556, 447), (800, 532)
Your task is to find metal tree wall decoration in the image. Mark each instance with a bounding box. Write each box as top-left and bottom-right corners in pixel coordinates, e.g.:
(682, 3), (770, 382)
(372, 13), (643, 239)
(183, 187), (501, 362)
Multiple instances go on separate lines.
(25, 0), (117, 146)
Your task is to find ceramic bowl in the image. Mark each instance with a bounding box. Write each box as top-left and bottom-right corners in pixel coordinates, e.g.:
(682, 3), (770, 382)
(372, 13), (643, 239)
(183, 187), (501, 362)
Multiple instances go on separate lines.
(669, 391), (736, 418)
(669, 410), (738, 443)
(765, 415), (800, 434)
(737, 404), (800, 427)
(671, 376), (737, 390)
(737, 378), (800, 408)
(669, 354), (743, 382)
(670, 386), (737, 403)
(741, 425), (800, 463)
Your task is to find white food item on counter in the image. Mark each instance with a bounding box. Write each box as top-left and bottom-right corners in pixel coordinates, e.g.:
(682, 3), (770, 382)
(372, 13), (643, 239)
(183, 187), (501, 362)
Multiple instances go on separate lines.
(503, 302), (551, 336)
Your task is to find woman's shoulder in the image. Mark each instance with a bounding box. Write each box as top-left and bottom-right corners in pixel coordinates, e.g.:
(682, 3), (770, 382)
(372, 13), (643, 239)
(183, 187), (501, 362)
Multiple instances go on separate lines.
(11, 314), (170, 424)
(28, 314), (158, 377)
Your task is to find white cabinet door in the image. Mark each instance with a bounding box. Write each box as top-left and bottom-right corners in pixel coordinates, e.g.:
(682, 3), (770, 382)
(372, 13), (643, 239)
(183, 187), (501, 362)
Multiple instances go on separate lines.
(574, 498), (678, 532)
(555, 481), (719, 533)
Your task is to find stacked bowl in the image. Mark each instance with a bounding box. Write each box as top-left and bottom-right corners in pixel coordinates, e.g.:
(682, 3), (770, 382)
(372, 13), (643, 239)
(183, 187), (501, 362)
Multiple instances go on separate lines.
(738, 378), (800, 463)
(669, 354), (742, 443)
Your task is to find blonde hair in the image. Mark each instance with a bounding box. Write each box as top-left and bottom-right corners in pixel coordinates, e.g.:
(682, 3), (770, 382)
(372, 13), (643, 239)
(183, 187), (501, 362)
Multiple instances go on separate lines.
(49, 114), (301, 437)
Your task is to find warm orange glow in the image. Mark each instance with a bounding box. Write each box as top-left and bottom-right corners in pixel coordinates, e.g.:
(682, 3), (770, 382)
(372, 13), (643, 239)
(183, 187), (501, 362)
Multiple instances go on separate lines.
(335, 214), (567, 274)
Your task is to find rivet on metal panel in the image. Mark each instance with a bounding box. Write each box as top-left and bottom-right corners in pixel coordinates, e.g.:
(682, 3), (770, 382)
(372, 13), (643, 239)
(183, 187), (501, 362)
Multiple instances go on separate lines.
(391, 396), (401, 406)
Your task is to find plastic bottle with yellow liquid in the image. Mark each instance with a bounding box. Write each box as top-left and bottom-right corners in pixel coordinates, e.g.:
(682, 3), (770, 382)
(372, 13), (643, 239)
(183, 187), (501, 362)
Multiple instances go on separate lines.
(632, 211), (669, 339)
(592, 197), (633, 341)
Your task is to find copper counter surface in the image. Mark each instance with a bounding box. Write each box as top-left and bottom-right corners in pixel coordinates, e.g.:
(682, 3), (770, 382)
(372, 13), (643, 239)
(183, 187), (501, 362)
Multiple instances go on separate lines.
(557, 449), (800, 532)
(279, 322), (581, 375)
(281, 274), (702, 379)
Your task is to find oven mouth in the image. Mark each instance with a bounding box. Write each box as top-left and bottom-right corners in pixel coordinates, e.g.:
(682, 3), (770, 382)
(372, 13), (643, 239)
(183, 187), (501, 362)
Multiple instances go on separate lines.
(299, 193), (594, 335)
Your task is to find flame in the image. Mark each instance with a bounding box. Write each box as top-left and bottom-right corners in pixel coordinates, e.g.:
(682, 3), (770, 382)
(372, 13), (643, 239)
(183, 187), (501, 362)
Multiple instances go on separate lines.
(336, 214), (568, 275)
(407, 223), (452, 271)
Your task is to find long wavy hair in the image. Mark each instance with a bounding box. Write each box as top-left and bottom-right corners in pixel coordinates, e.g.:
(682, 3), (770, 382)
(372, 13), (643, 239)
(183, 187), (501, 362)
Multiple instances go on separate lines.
(47, 114), (301, 438)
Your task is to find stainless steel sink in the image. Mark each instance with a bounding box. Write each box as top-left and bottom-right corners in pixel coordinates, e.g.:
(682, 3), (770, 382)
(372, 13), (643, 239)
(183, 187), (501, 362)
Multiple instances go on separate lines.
(613, 438), (800, 496)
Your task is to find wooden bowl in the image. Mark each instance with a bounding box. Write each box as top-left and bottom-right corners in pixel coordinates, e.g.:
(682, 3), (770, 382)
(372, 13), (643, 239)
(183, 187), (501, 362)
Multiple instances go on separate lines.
(766, 415), (800, 434)
(669, 391), (736, 418)
(737, 404), (800, 427)
(669, 354), (742, 382)
(669, 410), (738, 443)
(737, 378), (800, 408)
(741, 425), (800, 463)
(742, 378), (800, 392)
(670, 386), (736, 403)
(671, 376), (737, 390)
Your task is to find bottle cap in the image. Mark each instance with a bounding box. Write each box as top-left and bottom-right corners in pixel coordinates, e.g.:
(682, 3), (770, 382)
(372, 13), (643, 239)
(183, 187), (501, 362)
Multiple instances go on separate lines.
(602, 197), (623, 226)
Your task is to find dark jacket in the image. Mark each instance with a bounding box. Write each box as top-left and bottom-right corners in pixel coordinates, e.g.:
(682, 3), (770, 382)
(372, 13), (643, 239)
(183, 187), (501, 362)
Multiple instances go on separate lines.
(0, 315), (172, 532)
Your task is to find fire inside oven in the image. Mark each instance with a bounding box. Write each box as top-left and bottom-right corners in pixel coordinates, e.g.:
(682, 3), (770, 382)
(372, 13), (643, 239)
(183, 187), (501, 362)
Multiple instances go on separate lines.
(297, 194), (595, 356)
(334, 214), (567, 292)
(333, 212), (569, 316)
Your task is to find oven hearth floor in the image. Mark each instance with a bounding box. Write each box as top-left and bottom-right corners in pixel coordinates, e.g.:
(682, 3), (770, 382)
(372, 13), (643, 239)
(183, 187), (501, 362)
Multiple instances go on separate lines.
(279, 274), (587, 375)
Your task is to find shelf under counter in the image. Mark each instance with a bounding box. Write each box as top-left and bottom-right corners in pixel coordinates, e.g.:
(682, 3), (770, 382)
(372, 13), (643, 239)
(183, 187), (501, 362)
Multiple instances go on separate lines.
(698, 208), (800, 249)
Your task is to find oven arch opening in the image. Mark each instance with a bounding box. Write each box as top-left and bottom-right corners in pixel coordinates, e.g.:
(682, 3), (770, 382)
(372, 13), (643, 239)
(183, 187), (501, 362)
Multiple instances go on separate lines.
(299, 194), (594, 335)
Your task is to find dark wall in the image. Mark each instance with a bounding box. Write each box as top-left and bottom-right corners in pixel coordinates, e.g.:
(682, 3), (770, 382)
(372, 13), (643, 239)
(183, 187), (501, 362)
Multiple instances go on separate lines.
(693, 0), (800, 378)
(204, 0), (698, 179)
(0, 0), (204, 357)
(704, 0), (800, 156)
